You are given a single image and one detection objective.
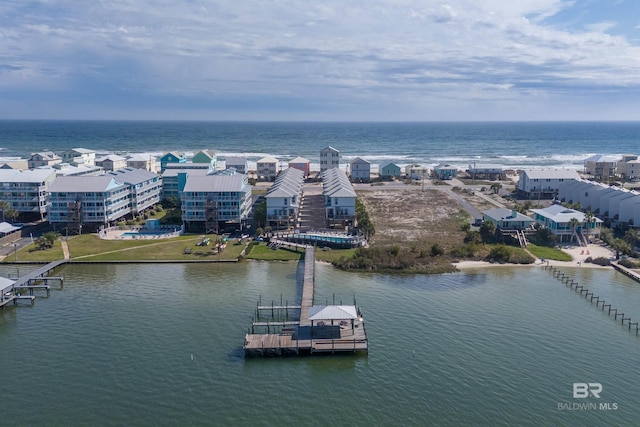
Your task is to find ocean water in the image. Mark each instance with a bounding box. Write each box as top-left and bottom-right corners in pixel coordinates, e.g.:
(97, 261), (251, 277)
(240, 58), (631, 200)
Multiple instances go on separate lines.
(1, 120), (639, 171)
(1, 262), (639, 426)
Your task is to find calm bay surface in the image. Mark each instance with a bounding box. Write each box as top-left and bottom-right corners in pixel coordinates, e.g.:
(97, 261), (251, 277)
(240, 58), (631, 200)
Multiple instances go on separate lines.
(1, 262), (639, 426)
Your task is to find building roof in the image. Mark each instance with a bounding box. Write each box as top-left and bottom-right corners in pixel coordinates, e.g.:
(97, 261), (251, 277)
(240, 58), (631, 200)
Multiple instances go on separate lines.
(308, 305), (358, 321)
(521, 169), (580, 180)
(127, 154), (156, 162)
(322, 168), (356, 198)
(49, 175), (123, 192)
(320, 146), (340, 153)
(483, 208), (534, 223)
(531, 204), (603, 224)
(379, 160), (399, 169)
(162, 168), (211, 178)
(0, 168), (57, 183)
(349, 157), (370, 165)
(183, 174), (249, 193)
(97, 154), (127, 162)
(585, 154), (618, 163)
(434, 163), (458, 170)
(257, 156), (278, 164)
(289, 157), (310, 164)
(108, 167), (159, 185)
(0, 275), (15, 293)
(70, 148), (95, 154)
(224, 156), (247, 165)
(0, 222), (21, 234)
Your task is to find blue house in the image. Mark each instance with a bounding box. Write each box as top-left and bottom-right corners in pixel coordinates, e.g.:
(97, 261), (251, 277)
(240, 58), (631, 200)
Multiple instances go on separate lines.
(160, 152), (186, 172)
(379, 161), (401, 179)
(433, 163), (458, 180)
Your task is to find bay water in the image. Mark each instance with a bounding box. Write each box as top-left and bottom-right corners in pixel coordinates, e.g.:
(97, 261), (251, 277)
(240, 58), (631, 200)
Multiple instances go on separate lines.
(1, 261), (639, 426)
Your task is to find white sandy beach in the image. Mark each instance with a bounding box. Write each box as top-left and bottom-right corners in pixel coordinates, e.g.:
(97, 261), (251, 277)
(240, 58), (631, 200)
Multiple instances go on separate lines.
(454, 242), (616, 270)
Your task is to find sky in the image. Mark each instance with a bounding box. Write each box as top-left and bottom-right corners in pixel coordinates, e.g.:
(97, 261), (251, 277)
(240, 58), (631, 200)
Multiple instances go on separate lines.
(1, 0), (640, 121)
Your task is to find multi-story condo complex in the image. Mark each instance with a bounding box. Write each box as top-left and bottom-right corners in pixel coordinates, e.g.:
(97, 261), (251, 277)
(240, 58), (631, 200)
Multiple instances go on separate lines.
(181, 173), (252, 233)
(47, 168), (162, 232)
(265, 168), (304, 229)
(0, 169), (57, 220)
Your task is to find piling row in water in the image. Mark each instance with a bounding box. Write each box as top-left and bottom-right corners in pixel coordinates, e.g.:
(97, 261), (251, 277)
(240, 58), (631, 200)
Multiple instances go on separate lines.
(544, 265), (639, 335)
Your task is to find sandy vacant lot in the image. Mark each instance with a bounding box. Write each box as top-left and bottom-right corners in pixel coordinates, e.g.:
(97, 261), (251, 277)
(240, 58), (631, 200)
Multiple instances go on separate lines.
(357, 188), (468, 247)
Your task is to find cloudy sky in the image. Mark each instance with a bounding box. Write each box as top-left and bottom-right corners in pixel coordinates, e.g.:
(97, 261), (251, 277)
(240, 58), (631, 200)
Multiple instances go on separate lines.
(1, 0), (639, 121)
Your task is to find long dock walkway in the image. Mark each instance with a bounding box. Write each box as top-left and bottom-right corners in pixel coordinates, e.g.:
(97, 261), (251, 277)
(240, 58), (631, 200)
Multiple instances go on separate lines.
(244, 245), (368, 357)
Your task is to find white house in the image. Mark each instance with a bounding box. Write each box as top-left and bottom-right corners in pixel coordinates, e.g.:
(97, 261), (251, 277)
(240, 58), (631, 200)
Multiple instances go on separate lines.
(96, 154), (127, 171)
(127, 154), (158, 172)
(322, 168), (356, 228)
(584, 154), (617, 180)
(320, 146), (340, 172)
(265, 167), (304, 229)
(617, 155), (640, 180)
(256, 156), (279, 181)
(28, 152), (62, 169)
(60, 148), (96, 166)
(349, 157), (371, 182)
(404, 164), (429, 180)
(224, 157), (248, 175)
(517, 169), (580, 199)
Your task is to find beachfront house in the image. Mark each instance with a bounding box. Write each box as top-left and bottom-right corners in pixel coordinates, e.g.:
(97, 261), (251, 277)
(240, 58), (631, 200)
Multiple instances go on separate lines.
(256, 156), (279, 182)
(617, 155), (640, 181)
(192, 150), (217, 169)
(379, 161), (401, 179)
(517, 169), (580, 199)
(96, 154), (127, 172)
(322, 168), (356, 228)
(224, 157), (248, 175)
(467, 164), (504, 180)
(28, 152), (62, 169)
(0, 169), (57, 221)
(60, 148), (96, 167)
(288, 157), (311, 178)
(160, 152), (186, 172)
(349, 157), (371, 182)
(320, 146), (340, 172)
(482, 208), (535, 230)
(433, 164), (458, 180)
(531, 205), (602, 243)
(584, 154), (617, 181)
(180, 173), (252, 233)
(127, 154), (158, 172)
(265, 168), (304, 230)
(404, 164), (429, 180)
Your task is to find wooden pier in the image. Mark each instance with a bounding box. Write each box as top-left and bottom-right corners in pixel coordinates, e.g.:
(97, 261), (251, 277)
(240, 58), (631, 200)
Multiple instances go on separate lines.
(244, 246), (368, 357)
(0, 260), (66, 310)
(611, 262), (640, 283)
(545, 264), (640, 335)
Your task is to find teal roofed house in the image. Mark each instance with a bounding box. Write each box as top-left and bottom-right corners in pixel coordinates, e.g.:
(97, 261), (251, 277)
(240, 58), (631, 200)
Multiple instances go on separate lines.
(192, 150), (217, 169)
(482, 208), (535, 230)
(379, 161), (401, 179)
(160, 152), (186, 172)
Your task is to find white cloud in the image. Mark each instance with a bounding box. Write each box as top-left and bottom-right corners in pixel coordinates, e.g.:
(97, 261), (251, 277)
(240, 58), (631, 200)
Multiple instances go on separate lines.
(0, 0), (639, 119)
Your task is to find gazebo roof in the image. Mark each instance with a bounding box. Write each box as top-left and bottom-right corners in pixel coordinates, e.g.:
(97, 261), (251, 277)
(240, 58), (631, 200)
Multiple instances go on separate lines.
(308, 305), (358, 321)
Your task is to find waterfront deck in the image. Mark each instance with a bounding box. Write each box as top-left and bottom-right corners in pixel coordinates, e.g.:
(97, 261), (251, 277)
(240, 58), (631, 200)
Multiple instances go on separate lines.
(244, 245), (368, 357)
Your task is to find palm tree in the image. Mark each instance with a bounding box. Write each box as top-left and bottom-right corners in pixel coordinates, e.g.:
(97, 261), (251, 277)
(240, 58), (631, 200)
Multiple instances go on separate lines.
(624, 228), (640, 251)
(569, 217), (580, 244)
(490, 183), (502, 194)
(0, 200), (9, 222)
(583, 212), (594, 242)
(611, 238), (631, 260)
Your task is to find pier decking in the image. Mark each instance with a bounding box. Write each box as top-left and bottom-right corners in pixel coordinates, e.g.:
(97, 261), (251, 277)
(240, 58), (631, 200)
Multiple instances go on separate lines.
(0, 260), (66, 309)
(244, 245), (368, 357)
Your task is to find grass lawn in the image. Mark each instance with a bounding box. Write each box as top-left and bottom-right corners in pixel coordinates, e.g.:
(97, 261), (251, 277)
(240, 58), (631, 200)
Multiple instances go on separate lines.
(527, 244), (573, 262)
(11, 241), (65, 262)
(245, 242), (303, 261)
(315, 248), (357, 263)
(7, 234), (248, 262)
